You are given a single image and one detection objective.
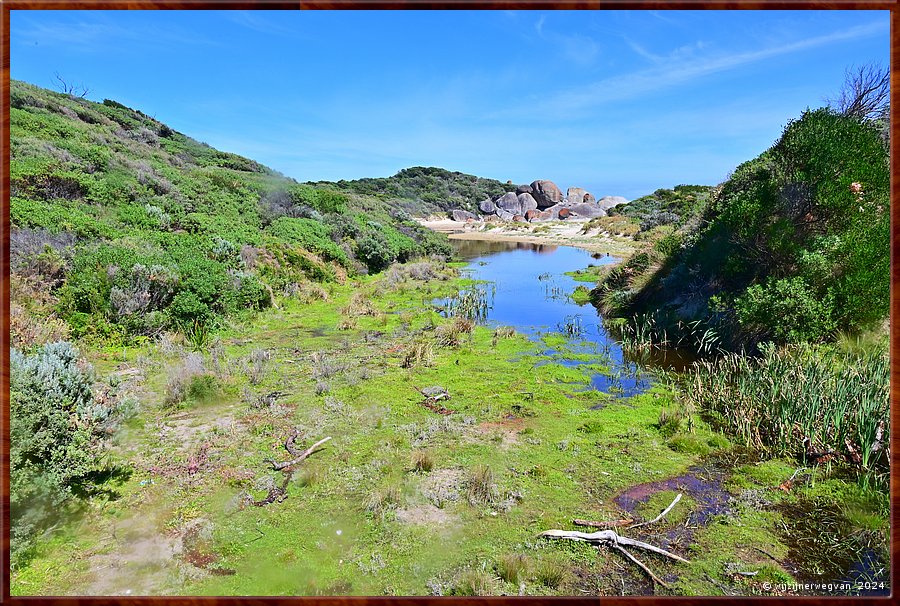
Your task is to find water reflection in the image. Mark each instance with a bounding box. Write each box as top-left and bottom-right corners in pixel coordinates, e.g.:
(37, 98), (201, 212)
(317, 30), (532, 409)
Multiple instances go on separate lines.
(449, 239), (683, 399)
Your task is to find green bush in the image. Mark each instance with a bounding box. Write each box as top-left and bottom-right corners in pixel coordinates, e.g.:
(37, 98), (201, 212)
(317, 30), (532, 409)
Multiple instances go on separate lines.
(10, 342), (119, 565)
(734, 277), (836, 342)
(288, 185), (348, 214)
(267, 217), (348, 265)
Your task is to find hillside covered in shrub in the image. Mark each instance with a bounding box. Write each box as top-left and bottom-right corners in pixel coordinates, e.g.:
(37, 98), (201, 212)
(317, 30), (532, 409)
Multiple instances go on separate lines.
(310, 166), (511, 216)
(9, 79), (452, 346)
(592, 107), (889, 349)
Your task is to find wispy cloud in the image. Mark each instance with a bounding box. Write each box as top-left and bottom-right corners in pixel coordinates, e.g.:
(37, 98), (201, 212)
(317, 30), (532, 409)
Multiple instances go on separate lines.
(533, 13), (600, 67)
(224, 11), (299, 37)
(12, 13), (218, 50)
(510, 19), (888, 119)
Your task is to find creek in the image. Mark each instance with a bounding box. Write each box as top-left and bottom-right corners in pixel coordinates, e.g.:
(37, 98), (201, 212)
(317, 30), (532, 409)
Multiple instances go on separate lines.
(448, 239), (691, 400)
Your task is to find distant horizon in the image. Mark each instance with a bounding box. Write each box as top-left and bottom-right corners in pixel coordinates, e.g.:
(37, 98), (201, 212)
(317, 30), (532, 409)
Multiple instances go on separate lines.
(10, 10), (889, 200)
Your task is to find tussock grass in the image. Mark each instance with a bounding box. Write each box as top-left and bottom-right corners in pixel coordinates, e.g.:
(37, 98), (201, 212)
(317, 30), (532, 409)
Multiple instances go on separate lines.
(401, 339), (434, 368)
(435, 317), (474, 347)
(452, 569), (496, 596)
(466, 464), (498, 505)
(496, 553), (530, 584)
(534, 559), (567, 588)
(365, 485), (401, 516)
(682, 343), (889, 472)
(410, 449), (434, 472)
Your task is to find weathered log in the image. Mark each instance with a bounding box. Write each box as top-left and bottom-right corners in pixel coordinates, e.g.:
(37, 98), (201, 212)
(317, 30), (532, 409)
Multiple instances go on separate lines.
(539, 529), (690, 563)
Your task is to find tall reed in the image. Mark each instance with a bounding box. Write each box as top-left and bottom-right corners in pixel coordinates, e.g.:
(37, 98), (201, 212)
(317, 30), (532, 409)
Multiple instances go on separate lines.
(680, 343), (889, 472)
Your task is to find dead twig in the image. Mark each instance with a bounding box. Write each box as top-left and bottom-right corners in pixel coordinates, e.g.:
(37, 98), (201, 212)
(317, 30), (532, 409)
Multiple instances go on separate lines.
(628, 492), (682, 529)
(542, 501), (690, 591)
(573, 518), (634, 529)
(612, 544), (670, 589)
(266, 436), (332, 471)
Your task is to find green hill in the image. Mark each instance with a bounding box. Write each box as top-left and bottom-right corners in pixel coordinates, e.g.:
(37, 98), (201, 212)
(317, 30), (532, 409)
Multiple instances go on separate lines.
(310, 166), (511, 215)
(9, 79), (453, 345)
(592, 107), (889, 349)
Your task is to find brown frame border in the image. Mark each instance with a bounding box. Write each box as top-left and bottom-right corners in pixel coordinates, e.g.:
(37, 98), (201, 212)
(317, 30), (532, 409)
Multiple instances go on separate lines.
(0, 1), (896, 604)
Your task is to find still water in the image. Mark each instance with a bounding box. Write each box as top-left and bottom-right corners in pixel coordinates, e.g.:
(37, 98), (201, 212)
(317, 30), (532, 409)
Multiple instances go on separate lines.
(449, 239), (655, 398)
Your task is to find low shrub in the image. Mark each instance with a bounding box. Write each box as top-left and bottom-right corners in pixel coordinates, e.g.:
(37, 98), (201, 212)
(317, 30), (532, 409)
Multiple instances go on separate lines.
(10, 342), (120, 565)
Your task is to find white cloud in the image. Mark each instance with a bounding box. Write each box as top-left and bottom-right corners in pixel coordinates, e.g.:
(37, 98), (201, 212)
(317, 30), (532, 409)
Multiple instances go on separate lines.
(505, 19), (888, 119)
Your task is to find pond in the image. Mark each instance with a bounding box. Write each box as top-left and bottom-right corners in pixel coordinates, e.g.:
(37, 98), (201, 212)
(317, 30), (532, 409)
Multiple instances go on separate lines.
(448, 239), (689, 400)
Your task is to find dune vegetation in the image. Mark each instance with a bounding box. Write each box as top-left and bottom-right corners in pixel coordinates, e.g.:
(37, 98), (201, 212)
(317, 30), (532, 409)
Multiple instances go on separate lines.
(8, 74), (890, 597)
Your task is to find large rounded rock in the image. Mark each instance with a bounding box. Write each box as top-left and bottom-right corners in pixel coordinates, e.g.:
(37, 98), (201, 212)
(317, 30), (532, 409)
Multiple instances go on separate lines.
(530, 180), (563, 209)
(583, 192), (596, 205)
(517, 193), (538, 213)
(566, 187), (587, 205)
(557, 208), (572, 220)
(495, 192), (522, 214)
(497, 209), (515, 221)
(597, 196), (629, 211)
(525, 209), (541, 222)
(516, 184), (534, 195)
(479, 198), (497, 214)
(451, 209), (480, 222)
(569, 203), (606, 218)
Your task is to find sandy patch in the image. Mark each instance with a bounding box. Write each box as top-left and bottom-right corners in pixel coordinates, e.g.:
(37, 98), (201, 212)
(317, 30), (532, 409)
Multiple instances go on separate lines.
(476, 416), (526, 449)
(416, 219), (632, 255)
(395, 503), (457, 527)
(83, 517), (182, 596)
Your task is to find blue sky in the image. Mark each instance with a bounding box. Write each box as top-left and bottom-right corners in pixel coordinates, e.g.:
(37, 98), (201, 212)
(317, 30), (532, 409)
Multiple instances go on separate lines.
(10, 10), (889, 199)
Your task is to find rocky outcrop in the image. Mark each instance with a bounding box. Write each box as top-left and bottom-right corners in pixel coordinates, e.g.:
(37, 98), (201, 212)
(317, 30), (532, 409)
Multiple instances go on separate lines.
(566, 187), (586, 206)
(479, 198), (497, 214)
(516, 184), (534, 195)
(597, 196), (629, 211)
(568, 203), (606, 218)
(517, 193), (538, 213)
(531, 180), (563, 209)
(495, 192), (521, 215)
(457, 179), (627, 223)
(451, 209), (481, 222)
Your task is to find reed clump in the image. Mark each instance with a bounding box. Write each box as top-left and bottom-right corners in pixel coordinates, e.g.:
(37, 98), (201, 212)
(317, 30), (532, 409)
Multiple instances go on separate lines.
(681, 342), (889, 472)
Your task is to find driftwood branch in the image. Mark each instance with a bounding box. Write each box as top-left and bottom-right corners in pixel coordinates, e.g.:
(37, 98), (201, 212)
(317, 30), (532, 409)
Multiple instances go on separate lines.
(284, 429), (302, 456)
(542, 496), (691, 591)
(612, 544), (670, 589)
(268, 436), (332, 471)
(573, 518), (633, 529)
(539, 529), (690, 563)
(628, 492), (682, 529)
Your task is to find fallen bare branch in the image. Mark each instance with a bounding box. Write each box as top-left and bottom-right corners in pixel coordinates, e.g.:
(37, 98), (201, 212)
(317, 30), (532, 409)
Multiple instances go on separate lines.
(612, 544), (670, 589)
(628, 492), (682, 529)
(573, 518), (634, 529)
(268, 436), (332, 471)
(539, 529), (690, 563)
